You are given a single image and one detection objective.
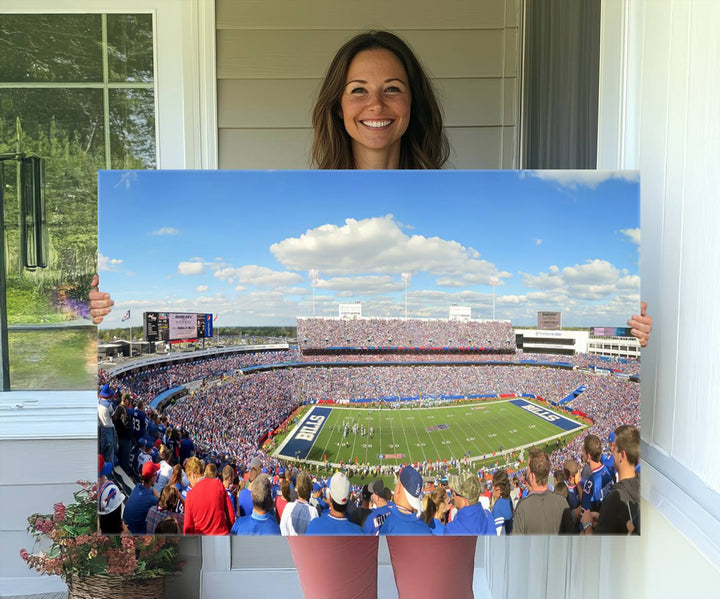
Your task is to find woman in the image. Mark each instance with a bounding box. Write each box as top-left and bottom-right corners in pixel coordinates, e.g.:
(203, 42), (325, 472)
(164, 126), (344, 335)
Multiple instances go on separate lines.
(423, 486), (451, 535)
(145, 484), (184, 534)
(490, 469), (514, 534)
(90, 29), (653, 598)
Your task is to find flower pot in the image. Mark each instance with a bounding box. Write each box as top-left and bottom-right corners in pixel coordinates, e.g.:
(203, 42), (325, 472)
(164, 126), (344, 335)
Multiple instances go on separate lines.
(67, 575), (165, 599)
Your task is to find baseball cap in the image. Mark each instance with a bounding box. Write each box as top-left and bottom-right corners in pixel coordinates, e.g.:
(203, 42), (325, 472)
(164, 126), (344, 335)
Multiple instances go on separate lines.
(370, 479), (384, 496)
(98, 481), (125, 515)
(141, 461), (161, 479)
(328, 472), (350, 505)
(447, 473), (481, 505)
(312, 481), (322, 493)
(361, 484), (373, 502)
(99, 384), (114, 398)
(399, 466), (424, 513)
(98, 454), (113, 478)
(608, 431), (616, 443)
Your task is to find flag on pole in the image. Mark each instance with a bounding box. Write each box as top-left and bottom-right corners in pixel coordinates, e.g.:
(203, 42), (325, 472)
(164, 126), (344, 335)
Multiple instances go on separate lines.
(214, 314), (219, 321)
(121, 310), (131, 322)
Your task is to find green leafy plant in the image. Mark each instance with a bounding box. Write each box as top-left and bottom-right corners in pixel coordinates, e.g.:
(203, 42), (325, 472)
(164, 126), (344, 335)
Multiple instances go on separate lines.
(20, 481), (182, 584)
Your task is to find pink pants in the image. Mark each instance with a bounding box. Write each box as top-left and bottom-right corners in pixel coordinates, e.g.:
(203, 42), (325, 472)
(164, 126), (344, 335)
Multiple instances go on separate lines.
(288, 536), (477, 599)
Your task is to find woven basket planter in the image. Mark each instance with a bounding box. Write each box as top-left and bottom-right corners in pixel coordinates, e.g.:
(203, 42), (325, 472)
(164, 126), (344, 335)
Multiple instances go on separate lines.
(67, 575), (165, 599)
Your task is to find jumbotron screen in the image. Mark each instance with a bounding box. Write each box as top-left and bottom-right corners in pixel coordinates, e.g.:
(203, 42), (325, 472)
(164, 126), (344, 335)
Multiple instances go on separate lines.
(144, 312), (213, 342)
(591, 327), (632, 337)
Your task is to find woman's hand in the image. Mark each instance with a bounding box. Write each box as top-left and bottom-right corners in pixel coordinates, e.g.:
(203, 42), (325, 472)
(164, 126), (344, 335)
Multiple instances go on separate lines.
(628, 301), (653, 347)
(89, 274), (114, 324)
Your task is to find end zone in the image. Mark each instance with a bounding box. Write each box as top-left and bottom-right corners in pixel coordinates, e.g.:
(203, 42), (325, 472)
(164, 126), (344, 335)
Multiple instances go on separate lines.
(275, 406), (332, 460)
(509, 398), (582, 432)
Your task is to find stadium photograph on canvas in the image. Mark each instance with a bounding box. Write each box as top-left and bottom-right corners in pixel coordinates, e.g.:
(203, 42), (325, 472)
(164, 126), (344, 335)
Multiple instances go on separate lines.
(98, 169), (640, 536)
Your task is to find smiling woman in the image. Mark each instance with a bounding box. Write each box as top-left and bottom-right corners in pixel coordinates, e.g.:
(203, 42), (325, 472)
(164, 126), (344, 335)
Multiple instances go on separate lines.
(311, 31), (448, 170)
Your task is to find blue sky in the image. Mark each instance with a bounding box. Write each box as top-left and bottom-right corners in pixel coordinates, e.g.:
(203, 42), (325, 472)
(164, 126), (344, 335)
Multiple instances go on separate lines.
(98, 170), (640, 328)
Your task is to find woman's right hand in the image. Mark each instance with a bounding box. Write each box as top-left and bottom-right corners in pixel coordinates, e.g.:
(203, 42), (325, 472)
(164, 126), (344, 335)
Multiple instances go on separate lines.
(89, 274), (114, 324)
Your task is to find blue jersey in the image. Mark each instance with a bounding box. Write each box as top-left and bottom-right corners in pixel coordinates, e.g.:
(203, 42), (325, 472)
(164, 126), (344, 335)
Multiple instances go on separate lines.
(123, 485), (158, 535)
(444, 503), (496, 535)
(379, 508), (432, 535)
(492, 497), (514, 534)
(581, 464), (614, 512)
(362, 504), (393, 535)
(306, 514), (364, 535)
(230, 512), (280, 536)
(131, 410), (147, 443)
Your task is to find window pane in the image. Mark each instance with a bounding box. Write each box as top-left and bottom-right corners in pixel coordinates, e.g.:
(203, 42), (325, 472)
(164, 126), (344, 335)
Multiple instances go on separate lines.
(0, 89), (106, 164)
(0, 14), (102, 82)
(107, 14), (155, 83)
(8, 329), (97, 390)
(110, 89), (156, 169)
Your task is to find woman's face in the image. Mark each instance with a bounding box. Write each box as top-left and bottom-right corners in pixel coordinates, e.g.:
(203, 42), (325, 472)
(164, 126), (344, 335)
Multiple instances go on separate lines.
(340, 48), (411, 165)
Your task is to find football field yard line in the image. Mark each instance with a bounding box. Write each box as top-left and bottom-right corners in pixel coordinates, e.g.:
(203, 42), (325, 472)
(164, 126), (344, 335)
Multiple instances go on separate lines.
(418, 410), (442, 461)
(404, 411), (428, 463)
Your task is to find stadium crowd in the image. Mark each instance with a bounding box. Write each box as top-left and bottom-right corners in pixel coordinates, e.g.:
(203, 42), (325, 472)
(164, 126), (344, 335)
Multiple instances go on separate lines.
(297, 317), (516, 351)
(98, 419), (640, 537)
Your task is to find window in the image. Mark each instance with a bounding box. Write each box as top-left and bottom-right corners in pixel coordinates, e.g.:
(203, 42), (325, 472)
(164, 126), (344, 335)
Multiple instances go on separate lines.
(0, 13), (156, 389)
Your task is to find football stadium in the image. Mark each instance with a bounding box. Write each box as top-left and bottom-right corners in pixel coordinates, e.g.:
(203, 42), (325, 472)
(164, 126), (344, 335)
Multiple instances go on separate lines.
(99, 315), (639, 480)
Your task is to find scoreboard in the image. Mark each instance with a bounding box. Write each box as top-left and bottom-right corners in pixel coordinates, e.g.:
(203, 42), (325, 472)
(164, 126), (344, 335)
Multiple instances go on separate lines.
(144, 312), (213, 342)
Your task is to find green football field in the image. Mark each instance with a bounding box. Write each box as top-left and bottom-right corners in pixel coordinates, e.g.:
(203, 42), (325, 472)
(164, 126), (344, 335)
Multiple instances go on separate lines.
(277, 399), (584, 467)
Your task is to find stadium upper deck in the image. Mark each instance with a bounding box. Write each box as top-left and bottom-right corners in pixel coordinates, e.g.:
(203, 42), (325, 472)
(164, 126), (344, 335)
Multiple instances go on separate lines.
(297, 317), (516, 353)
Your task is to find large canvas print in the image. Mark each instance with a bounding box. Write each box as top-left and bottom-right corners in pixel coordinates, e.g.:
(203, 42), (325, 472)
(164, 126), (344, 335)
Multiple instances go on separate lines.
(97, 169), (640, 536)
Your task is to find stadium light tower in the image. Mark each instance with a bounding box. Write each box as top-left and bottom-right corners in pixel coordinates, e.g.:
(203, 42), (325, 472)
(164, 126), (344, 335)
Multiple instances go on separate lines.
(401, 272), (411, 320)
(309, 269), (319, 316)
(489, 276), (499, 320)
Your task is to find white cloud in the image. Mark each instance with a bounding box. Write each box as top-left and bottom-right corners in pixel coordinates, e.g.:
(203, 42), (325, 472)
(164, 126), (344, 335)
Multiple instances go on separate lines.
(213, 264), (303, 288)
(270, 215), (507, 287)
(98, 253), (123, 272)
(620, 228), (640, 245)
(522, 259), (627, 300)
(528, 170), (639, 190)
(178, 261), (205, 275)
(535, 238), (543, 245)
(195, 285), (209, 293)
(152, 227), (179, 236)
(317, 275), (402, 294)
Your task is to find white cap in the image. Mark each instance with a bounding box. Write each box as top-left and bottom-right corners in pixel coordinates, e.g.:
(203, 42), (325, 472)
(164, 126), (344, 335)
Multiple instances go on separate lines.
(328, 472), (350, 505)
(98, 481), (125, 515)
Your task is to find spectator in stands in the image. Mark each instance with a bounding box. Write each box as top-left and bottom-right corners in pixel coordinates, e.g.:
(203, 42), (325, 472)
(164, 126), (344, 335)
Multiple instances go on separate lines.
(123, 461), (160, 535)
(581, 425), (640, 535)
(113, 392), (133, 472)
(98, 384), (116, 467)
(222, 465), (238, 516)
(306, 472), (363, 535)
(154, 445), (173, 494)
(514, 448), (568, 534)
(238, 457), (263, 517)
(183, 456), (235, 535)
(231, 474), (281, 535)
(580, 434), (614, 515)
(280, 472), (318, 536)
(169, 463), (188, 503)
(98, 455), (126, 534)
(347, 483), (374, 528)
(362, 479), (393, 535)
(490, 469), (514, 534)
(146, 484), (184, 534)
(179, 430), (194, 463)
(274, 479), (292, 524)
(444, 473), (495, 535)
(423, 486), (450, 535)
(204, 462), (217, 479)
(379, 466), (431, 535)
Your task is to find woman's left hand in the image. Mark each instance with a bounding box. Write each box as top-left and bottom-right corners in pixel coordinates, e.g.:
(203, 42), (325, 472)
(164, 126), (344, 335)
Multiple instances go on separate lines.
(628, 301), (652, 347)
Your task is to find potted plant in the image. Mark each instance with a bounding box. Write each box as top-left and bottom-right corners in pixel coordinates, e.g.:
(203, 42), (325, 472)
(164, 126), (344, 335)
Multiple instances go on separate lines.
(20, 480), (182, 599)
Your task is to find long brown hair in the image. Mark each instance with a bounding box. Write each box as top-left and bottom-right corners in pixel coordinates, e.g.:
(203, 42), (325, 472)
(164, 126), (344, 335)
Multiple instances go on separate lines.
(311, 31), (449, 170)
